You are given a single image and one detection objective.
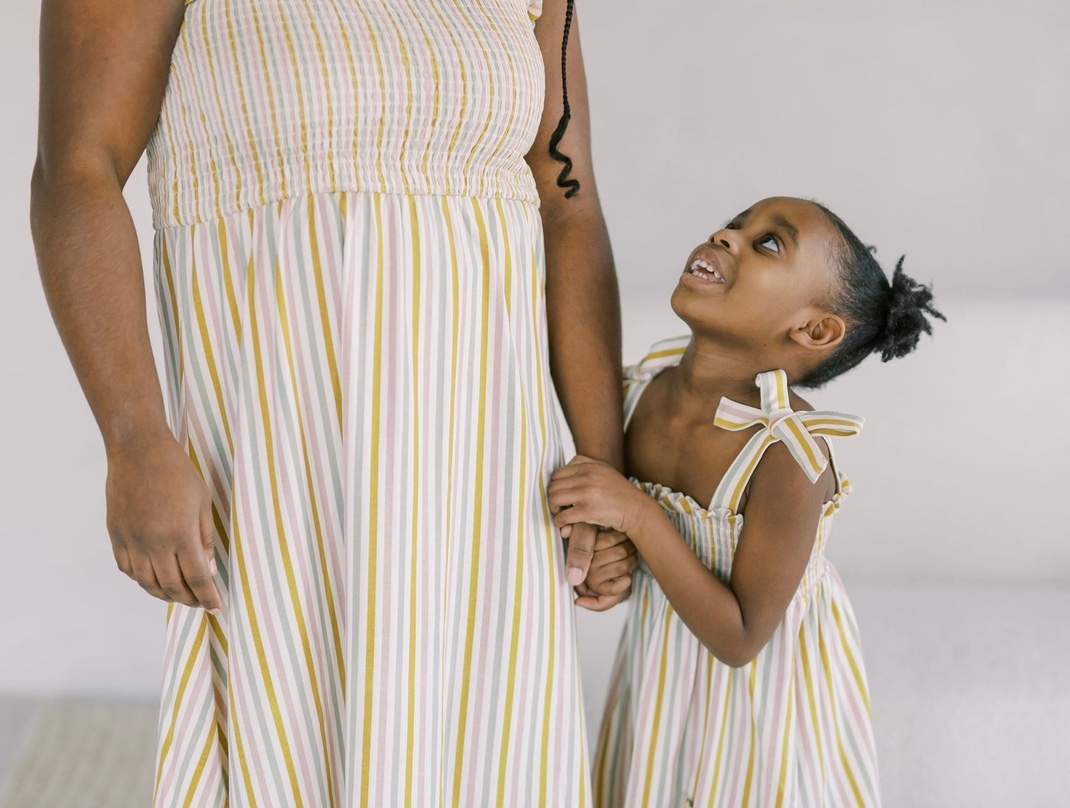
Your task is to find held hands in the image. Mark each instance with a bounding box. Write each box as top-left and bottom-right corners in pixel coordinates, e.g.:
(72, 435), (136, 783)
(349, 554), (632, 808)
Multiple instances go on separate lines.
(106, 434), (223, 615)
(549, 455), (651, 536)
(551, 455), (652, 610)
(573, 528), (637, 611)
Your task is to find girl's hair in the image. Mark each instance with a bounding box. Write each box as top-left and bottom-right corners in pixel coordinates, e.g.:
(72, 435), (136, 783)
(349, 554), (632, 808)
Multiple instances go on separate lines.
(548, 0), (580, 198)
(797, 203), (946, 388)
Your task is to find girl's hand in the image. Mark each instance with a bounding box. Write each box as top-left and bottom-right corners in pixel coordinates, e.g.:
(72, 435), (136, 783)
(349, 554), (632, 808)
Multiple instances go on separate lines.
(548, 455), (651, 536)
(575, 529), (637, 611)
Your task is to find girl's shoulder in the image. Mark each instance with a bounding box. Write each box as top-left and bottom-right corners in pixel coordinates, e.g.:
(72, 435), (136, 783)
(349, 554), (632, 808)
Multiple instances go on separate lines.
(624, 335), (690, 387)
(623, 335), (690, 429)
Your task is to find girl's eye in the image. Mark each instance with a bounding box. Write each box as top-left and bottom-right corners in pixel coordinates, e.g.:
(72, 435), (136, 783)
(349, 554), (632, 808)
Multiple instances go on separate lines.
(758, 235), (779, 253)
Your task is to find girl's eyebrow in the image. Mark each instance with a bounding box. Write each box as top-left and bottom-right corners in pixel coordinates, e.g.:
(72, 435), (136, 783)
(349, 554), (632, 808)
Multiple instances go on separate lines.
(769, 214), (800, 249)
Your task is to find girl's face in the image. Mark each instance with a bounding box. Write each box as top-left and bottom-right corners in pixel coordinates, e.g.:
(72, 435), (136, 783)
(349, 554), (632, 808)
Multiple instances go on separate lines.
(671, 197), (842, 353)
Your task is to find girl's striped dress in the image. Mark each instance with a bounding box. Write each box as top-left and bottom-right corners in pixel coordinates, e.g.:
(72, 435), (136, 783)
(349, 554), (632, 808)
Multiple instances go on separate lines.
(145, 1), (591, 806)
(593, 338), (881, 807)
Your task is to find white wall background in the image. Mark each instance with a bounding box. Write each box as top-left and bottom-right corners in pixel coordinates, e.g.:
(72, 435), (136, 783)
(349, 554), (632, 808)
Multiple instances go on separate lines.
(0, 0), (1067, 805)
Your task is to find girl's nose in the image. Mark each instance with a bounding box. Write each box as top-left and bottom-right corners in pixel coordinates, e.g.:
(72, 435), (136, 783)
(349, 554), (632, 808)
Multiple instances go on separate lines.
(707, 228), (737, 252)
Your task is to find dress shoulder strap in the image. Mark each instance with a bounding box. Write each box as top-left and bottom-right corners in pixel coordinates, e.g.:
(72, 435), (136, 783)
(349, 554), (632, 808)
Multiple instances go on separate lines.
(708, 369), (864, 512)
(623, 335), (690, 430)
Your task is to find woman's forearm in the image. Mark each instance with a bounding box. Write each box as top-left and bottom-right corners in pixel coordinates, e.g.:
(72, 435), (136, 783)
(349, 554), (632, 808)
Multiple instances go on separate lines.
(31, 160), (171, 454)
(543, 202), (623, 470)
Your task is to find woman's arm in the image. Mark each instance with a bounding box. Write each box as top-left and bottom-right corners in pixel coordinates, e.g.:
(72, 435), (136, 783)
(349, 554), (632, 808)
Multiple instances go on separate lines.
(31, 0), (223, 613)
(527, 1), (625, 598)
(548, 449), (830, 666)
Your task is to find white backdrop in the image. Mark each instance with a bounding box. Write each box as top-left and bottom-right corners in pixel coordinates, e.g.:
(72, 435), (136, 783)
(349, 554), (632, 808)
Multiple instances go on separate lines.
(0, 1), (1068, 804)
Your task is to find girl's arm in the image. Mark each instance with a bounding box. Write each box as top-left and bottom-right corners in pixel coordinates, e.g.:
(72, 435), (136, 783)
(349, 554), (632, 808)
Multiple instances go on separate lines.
(527, 1), (625, 599)
(548, 449), (829, 666)
(31, 0), (223, 613)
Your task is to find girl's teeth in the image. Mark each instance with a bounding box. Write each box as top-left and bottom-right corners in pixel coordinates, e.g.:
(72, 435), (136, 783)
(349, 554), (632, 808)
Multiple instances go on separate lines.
(688, 259), (724, 282)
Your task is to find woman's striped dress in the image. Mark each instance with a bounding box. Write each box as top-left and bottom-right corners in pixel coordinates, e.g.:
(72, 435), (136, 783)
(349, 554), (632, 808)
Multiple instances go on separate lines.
(145, 1), (591, 805)
(593, 338), (881, 807)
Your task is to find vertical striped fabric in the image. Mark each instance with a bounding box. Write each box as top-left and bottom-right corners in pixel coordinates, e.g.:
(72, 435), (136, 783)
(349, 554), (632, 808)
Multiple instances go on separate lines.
(146, 1), (591, 806)
(592, 339), (881, 808)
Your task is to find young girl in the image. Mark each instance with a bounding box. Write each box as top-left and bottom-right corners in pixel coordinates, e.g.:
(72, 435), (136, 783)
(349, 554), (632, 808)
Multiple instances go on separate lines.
(549, 197), (943, 808)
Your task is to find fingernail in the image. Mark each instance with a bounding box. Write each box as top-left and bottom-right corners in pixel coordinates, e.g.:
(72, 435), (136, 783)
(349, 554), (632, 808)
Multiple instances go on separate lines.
(209, 558), (218, 576)
(566, 567), (584, 586)
(207, 607), (222, 616)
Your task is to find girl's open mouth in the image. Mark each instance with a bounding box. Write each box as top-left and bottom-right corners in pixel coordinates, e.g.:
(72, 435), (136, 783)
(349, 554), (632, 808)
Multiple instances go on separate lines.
(687, 258), (725, 283)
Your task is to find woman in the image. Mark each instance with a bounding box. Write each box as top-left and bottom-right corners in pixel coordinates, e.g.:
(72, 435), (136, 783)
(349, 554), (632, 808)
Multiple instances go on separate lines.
(31, 0), (631, 804)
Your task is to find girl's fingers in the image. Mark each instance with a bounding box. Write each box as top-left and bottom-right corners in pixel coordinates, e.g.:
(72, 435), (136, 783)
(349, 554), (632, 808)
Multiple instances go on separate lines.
(589, 542), (632, 566)
(575, 574), (632, 611)
(587, 559), (637, 589)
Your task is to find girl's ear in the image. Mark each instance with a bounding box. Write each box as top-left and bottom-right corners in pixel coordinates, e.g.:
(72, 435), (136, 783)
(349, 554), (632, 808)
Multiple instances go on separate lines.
(789, 312), (846, 352)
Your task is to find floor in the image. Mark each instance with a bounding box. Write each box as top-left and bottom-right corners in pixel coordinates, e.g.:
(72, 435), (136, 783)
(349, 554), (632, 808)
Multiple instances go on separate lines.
(3, 584), (1069, 806)
(0, 698), (157, 808)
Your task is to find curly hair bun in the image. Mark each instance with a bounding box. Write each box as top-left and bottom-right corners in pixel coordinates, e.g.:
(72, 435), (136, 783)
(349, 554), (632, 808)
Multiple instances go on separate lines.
(875, 256), (947, 362)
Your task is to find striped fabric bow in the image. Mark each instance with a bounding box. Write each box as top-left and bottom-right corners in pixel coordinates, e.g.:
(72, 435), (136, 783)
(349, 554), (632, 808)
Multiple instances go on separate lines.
(713, 369), (865, 483)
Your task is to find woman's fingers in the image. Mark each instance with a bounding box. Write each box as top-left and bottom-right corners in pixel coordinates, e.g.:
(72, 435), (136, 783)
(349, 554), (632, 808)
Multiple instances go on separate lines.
(575, 574), (632, 611)
(564, 521), (598, 586)
(130, 554), (167, 602)
(177, 543), (223, 614)
(152, 554), (200, 607)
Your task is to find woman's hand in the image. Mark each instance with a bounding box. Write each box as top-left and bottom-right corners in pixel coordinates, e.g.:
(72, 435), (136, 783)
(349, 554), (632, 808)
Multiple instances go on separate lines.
(106, 433), (223, 613)
(549, 455), (653, 536)
(574, 528), (637, 611)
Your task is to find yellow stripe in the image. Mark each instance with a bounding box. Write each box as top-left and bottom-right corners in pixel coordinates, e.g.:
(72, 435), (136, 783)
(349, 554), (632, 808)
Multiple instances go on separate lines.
(831, 601), (871, 713)
(774, 370), (789, 408)
(219, 219), (243, 348)
(191, 263), (235, 455)
(713, 415), (750, 431)
(643, 347), (686, 362)
(277, 9), (312, 209)
(797, 627), (826, 772)
(774, 661), (796, 808)
(363, 17), (389, 191)
(305, 198), (345, 684)
(442, 195), (460, 562)
(180, 717), (219, 808)
(196, 13), (243, 215)
(704, 668), (734, 806)
(640, 611), (676, 806)
(274, 259), (337, 806)
(688, 652), (716, 798)
(739, 664), (758, 806)
(359, 195), (386, 807)
(298, 0), (336, 188)
(186, 447), (230, 664)
(159, 238), (184, 382)
(223, 3), (266, 207)
(246, 2), (289, 198)
(728, 436), (774, 512)
(532, 211), (558, 808)
(153, 617), (208, 801)
(784, 417), (821, 474)
(819, 619), (867, 805)
(452, 200), (493, 806)
(494, 202), (525, 805)
(802, 416), (862, 430)
(403, 195), (421, 808)
(178, 28), (215, 220)
(243, 257), (305, 806)
(229, 686), (259, 806)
